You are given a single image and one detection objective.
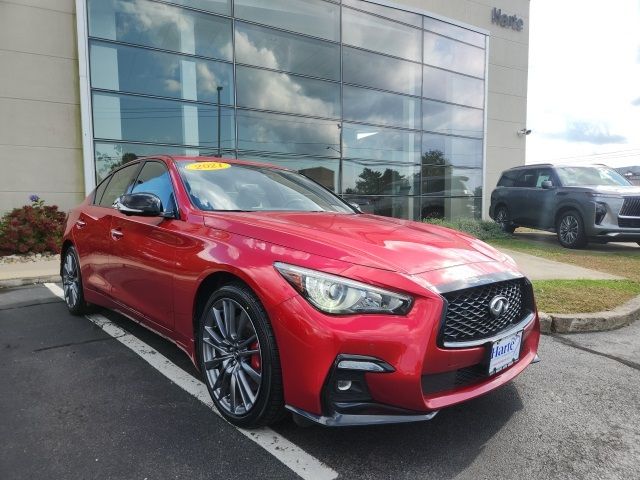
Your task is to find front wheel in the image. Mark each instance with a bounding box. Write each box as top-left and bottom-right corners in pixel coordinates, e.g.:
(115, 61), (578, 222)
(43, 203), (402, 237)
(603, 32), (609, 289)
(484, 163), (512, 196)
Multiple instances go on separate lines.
(61, 246), (90, 315)
(198, 283), (285, 428)
(557, 210), (588, 249)
(494, 205), (516, 234)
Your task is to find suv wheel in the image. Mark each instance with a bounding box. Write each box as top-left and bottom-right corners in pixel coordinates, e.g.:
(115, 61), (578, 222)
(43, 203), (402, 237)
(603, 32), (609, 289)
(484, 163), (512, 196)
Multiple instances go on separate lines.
(494, 206), (516, 234)
(557, 210), (588, 249)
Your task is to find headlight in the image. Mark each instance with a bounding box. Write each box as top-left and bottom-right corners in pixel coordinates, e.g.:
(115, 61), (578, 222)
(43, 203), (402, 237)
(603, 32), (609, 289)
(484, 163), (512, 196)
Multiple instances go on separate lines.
(274, 262), (413, 315)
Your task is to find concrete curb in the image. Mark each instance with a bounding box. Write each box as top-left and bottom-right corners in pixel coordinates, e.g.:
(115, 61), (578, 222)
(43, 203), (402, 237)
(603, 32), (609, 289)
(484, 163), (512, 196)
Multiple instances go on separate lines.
(539, 294), (640, 334)
(0, 275), (60, 289)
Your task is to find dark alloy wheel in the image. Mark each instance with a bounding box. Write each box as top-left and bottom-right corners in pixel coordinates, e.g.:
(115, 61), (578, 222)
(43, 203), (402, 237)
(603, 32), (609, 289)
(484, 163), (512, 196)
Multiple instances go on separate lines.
(198, 283), (284, 428)
(557, 210), (587, 249)
(61, 246), (90, 315)
(495, 205), (516, 234)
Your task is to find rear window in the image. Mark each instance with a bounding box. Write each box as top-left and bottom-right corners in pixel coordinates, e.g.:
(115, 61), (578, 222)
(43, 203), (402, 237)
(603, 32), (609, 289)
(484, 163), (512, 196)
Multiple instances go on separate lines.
(497, 170), (520, 187)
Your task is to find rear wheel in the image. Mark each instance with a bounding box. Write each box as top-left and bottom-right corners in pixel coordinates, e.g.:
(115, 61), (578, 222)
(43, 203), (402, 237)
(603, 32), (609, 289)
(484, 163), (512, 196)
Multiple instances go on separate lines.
(197, 283), (285, 428)
(61, 246), (90, 315)
(494, 205), (516, 234)
(557, 210), (588, 249)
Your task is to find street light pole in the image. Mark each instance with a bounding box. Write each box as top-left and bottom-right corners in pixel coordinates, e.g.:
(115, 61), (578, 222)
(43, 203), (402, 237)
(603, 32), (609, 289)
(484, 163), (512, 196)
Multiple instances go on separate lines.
(216, 86), (223, 158)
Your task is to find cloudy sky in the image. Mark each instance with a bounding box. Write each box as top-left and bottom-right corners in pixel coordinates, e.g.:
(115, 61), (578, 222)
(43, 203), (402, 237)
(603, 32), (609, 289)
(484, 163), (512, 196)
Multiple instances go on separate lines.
(526, 0), (640, 169)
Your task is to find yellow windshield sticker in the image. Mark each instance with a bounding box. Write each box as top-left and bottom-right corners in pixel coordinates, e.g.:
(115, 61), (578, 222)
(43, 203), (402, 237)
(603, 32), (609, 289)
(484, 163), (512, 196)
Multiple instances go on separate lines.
(186, 162), (231, 171)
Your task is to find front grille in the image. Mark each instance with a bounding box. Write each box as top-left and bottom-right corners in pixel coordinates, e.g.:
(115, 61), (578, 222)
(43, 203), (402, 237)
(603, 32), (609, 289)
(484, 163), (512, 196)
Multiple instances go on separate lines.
(619, 197), (640, 217)
(441, 279), (527, 344)
(618, 217), (640, 228)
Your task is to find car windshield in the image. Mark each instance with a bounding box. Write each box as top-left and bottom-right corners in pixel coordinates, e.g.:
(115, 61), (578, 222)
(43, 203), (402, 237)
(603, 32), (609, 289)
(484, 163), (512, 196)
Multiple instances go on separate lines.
(177, 161), (354, 213)
(555, 166), (631, 187)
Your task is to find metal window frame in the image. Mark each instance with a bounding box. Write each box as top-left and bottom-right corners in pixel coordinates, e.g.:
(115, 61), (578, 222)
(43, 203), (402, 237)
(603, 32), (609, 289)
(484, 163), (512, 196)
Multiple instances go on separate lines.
(77, 0), (490, 217)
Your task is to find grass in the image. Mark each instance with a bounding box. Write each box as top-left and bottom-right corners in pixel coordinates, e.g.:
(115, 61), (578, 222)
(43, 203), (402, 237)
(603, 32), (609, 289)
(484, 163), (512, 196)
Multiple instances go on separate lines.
(532, 280), (640, 314)
(423, 218), (511, 241)
(489, 237), (640, 282)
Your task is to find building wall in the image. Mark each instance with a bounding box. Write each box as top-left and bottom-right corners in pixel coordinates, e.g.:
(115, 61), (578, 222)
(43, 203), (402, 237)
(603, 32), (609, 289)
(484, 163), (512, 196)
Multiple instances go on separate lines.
(395, 0), (530, 218)
(0, 0), (530, 218)
(0, 0), (84, 213)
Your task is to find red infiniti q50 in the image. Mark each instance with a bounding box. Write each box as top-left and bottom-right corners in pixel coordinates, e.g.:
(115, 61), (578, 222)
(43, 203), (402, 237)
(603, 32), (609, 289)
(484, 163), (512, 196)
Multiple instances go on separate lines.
(61, 156), (540, 428)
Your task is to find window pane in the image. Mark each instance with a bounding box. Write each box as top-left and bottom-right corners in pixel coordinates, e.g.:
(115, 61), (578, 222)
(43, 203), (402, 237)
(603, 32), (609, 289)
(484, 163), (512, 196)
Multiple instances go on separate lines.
(343, 0), (421, 27)
(234, 0), (339, 41)
(92, 93), (235, 149)
(167, 0), (230, 15)
(423, 66), (484, 108)
(423, 100), (483, 138)
(343, 194), (419, 220)
(235, 154), (340, 192)
(99, 162), (140, 207)
(421, 166), (482, 197)
(342, 123), (420, 163)
(424, 31), (485, 78)
(132, 161), (176, 212)
(344, 86), (420, 129)
(422, 133), (483, 168)
(235, 22), (340, 80)
(343, 47), (421, 96)
(236, 66), (340, 119)
(88, 0), (232, 60)
(343, 161), (419, 196)
(343, 8), (421, 61)
(95, 142), (221, 182)
(423, 17), (485, 48)
(420, 196), (481, 220)
(237, 110), (340, 157)
(89, 41), (234, 104)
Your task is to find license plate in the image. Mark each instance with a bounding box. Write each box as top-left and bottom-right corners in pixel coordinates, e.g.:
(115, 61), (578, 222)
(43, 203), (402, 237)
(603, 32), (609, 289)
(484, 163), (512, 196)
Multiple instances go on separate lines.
(488, 331), (522, 375)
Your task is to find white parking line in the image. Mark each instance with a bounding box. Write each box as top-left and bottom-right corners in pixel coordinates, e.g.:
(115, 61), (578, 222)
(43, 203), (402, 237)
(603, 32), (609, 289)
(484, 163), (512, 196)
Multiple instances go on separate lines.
(44, 283), (338, 480)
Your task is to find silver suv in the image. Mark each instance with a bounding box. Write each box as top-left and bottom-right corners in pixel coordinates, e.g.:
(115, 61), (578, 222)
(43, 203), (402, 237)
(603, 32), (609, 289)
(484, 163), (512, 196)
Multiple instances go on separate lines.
(489, 164), (640, 248)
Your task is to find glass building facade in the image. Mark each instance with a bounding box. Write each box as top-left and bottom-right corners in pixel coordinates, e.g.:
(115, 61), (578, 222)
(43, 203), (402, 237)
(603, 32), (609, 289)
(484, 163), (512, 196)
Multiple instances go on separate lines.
(87, 0), (487, 220)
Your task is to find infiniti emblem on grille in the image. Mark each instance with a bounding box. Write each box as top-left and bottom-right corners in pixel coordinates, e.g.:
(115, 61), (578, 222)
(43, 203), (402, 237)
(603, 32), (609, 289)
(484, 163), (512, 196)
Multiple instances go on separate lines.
(489, 295), (509, 318)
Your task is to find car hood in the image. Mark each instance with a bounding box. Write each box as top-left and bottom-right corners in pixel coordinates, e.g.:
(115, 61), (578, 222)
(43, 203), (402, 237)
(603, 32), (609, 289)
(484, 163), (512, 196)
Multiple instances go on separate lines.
(202, 212), (511, 275)
(563, 185), (640, 195)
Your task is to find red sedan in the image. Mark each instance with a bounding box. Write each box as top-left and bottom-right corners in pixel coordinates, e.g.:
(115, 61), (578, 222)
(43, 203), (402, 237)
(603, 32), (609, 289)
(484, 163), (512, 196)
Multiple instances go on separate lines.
(61, 156), (540, 427)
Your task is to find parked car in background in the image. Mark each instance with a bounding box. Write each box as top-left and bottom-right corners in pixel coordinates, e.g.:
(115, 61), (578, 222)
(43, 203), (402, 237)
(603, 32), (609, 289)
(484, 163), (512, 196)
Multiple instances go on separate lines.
(61, 156), (540, 428)
(490, 164), (640, 248)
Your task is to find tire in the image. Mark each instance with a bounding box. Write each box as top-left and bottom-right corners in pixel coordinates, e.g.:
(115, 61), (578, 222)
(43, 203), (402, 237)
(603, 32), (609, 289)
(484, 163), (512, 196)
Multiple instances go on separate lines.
(494, 205), (516, 234)
(197, 283), (285, 428)
(556, 210), (588, 249)
(61, 246), (91, 315)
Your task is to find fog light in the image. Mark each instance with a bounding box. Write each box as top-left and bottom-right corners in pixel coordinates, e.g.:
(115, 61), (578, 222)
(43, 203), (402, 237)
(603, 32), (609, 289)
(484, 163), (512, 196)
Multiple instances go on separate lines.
(336, 380), (352, 391)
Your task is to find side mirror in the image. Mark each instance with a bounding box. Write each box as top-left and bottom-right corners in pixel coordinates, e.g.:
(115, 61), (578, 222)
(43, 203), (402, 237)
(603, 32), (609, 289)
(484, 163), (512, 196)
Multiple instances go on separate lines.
(114, 193), (163, 217)
(541, 180), (554, 189)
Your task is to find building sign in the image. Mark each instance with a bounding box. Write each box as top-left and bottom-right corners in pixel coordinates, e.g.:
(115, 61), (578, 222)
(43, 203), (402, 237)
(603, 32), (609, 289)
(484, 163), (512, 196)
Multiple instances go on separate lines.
(491, 8), (524, 31)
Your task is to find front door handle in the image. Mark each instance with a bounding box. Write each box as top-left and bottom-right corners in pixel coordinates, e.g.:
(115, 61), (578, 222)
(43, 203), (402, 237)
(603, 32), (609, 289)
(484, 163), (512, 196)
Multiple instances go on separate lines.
(75, 220), (86, 229)
(110, 228), (124, 240)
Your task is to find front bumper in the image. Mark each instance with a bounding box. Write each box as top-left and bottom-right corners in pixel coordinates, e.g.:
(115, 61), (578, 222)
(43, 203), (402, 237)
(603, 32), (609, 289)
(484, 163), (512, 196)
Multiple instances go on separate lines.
(269, 271), (540, 426)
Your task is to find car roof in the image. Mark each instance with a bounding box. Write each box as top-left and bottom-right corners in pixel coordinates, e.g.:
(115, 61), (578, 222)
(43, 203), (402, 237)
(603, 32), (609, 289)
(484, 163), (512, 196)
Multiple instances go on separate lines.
(502, 163), (611, 173)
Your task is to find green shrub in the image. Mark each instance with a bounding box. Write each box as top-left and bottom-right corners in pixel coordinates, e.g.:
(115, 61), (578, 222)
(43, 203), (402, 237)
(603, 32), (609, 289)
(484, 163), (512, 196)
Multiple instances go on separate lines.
(0, 195), (66, 254)
(423, 217), (512, 241)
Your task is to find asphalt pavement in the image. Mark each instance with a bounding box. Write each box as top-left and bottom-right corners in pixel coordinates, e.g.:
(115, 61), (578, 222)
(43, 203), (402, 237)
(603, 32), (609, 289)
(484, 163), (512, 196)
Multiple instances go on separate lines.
(1, 285), (639, 480)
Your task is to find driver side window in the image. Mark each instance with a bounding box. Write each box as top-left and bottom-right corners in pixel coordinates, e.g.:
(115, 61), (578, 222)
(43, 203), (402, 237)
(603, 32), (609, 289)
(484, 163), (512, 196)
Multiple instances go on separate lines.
(131, 161), (177, 214)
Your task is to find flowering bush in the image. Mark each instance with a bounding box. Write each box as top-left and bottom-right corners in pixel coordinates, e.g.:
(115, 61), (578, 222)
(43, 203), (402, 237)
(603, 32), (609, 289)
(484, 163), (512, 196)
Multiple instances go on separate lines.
(0, 195), (66, 254)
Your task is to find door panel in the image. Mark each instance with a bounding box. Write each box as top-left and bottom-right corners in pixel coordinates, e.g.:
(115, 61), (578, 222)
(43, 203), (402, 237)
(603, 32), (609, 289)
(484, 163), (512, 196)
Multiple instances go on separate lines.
(107, 160), (181, 330)
(109, 214), (179, 330)
(526, 169), (556, 228)
(73, 205), (113, 295)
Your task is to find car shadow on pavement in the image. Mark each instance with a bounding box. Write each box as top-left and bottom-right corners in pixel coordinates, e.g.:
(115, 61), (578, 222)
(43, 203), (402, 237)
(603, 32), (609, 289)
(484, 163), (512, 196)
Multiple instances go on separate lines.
(273, 380), (524, 479)
(513, 230), (639, 253)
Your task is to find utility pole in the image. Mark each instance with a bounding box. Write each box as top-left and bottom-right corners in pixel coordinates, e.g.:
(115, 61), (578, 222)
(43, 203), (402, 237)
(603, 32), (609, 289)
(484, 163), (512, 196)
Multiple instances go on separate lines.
(216, 86), (223, 157)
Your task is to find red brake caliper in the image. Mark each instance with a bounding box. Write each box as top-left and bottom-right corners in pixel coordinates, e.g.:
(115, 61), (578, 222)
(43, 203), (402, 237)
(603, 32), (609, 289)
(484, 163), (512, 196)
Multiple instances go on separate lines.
(250, 341), (261, 371)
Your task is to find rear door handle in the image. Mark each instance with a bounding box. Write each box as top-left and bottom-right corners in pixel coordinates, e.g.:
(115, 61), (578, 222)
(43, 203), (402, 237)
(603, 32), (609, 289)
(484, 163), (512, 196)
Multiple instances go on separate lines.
(110, 228), (124, 240)
(75, 220), (86, 229)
